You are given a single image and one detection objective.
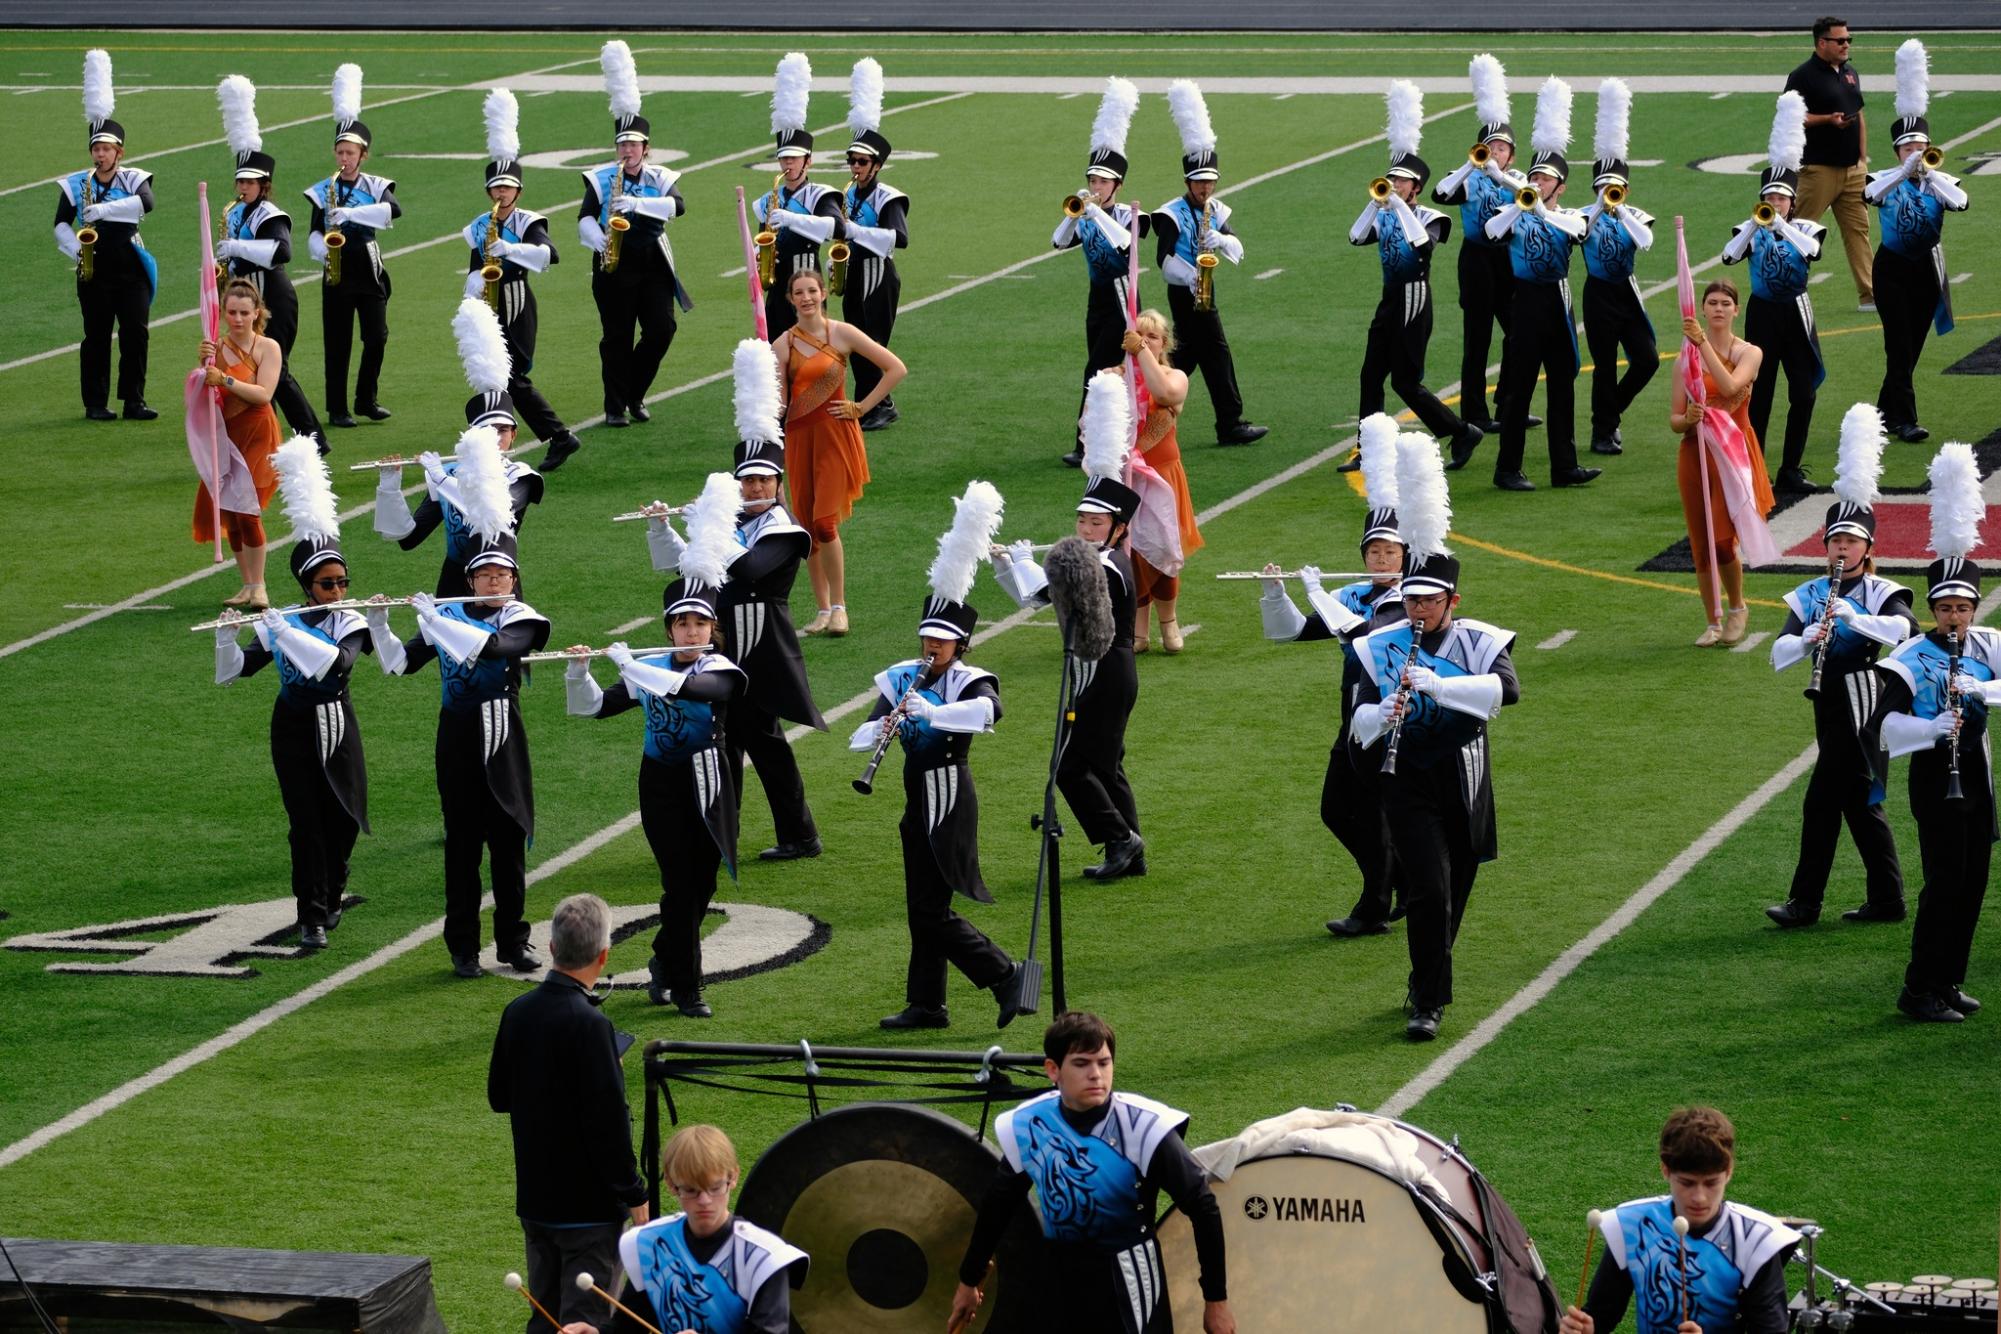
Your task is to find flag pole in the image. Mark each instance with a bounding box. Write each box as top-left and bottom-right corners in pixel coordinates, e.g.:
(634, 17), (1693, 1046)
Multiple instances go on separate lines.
(736, 187), (769, 342)
(200, 181), (224, 563)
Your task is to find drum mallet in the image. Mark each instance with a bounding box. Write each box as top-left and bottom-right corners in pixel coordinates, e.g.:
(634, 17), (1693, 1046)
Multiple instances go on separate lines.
(576, 1271), (663, 1334)
(1673, 1215), (1691, 1326)
(504, 1272), (563, 1329)
(1576, 1209), (1603, 1311)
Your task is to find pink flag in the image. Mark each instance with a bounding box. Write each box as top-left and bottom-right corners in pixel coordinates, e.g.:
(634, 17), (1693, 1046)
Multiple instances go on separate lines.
(1676, 216), (1778, 569)
(736, 186), (769, 341)
(185, 182), (256, 559)
(1119, 202), (1184, 576)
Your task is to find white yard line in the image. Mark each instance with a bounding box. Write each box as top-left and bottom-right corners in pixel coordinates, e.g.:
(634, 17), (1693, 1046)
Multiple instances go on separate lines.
(1536, 630), (1577, 651)
(1253, 268), (1284, 280)
(1731, 631), (1772, 654)
(606, 615), (653, 636)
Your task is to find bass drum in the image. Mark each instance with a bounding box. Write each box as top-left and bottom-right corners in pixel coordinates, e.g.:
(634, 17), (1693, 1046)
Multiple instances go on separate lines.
(735, 1102), (1041, 1333)
(1156, 1115), (1498, 1332)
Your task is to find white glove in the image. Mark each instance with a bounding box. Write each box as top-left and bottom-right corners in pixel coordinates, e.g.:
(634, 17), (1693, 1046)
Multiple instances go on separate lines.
(848, 715), (886, 750)
(411, 592), (438, 620)
(364, 605), (394, 639)
(564, 657), (604, 716)
(1405, 664), (1441, 697)
(617, 653), (687, 699)
(605, 642), (635, 669)
(308, 231), (328, 263)
(1924, 171), (1970, 210)
(260, 608), (287, 636)
(1081, 203), (1131, 249)
(485, 239), (514, 259)
(463, 271), (486, 299)
(55, 224), (82, 261)
(1008, 539), (1036, 566)
(366, 607), (407, 676)
(1827, 598), (1856, 622)
(213, 238), (240, 260)
(1931, 711), (1961, 739)
(579, 216), (608, 254)
(1052, 214), (1080, 248)
(417, 451), (447, 488)
(213, 625), (245, 685)
(1299, 565), (1326, 595)
(81, 202), (106, 224)
(1260, 584), (1307, 640)
(1950, 673), (1985, 699)
(1160, 253), (1198, 288)
(327, 207), (351, 227)
(610, 195), (638, 216)
(1351, 701), (1389, 748)
(1205, 232), (1245, 264)
(646, 514), (687, 572)
(1800, 620), (1830, 647)
(902, 695), (935, 723)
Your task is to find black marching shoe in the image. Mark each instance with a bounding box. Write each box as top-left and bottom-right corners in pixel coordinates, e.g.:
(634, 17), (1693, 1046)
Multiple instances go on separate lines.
(327, 413), (359, 429)
(1553, 466), (1602, 488)
(1523, 413), (1543, 429)
(1945, 986), (1982, 1015)
(299, 924), (328, 949)
(451, 955), (483, 979)
(1326, 916), (1389, 938)
(880, 1004), (950, 1030)
(1764, 899), (1821, 929)
(357, 404), (392, 422)
(1081, 834), (1147, 881)
(673, 991), (713, 1019)
(313, 430), (331, 458)
(1493, 470), (1535, 492)
(122, 401), (159, 421)
(1589, 434), (1623, 456)
(759, 837), (823, 862)
(1773, 466), (1816, 495)
(1386, 896), (1409, 923)
(1897, 987), (1964, 1023)
(1336, 453), (1363, 473)
(602, 411), (629, 428)
(1060, 448), (1084, 468)
(1406, 1009), (1442, 1041)
(540, 432), (582, 472)
(1892, 422), (1930, 444)
(1469, 416), (1503, 435)
(860, 402), (900, 431)
(1842, 900), (1907, 924)
(324, 902), (344, 932)
(499, 943), (543, 973)
(85, 407), (118, 421)
(1447, 422), (1485, 470)
(628, 403), (651, 424)
(1217, 421), (1269, 446)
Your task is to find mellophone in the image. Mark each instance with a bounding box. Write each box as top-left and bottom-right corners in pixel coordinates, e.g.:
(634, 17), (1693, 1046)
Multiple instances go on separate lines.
(520, 643), (719, 664)
(189, 595), (516, 632)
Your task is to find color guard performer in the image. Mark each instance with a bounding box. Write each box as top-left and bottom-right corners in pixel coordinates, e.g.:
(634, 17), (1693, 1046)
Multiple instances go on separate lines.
(1262, 413), (1408, 936)
(212, 437), (392, 949)
(1765, 405), (1915, 929)
(1865, 40), (1971, 445)
(373, 299), (545, 598)
(754, 52), (846, 342)
(1723, 92), (1826, 496)
(1580, 79), (1656, 459)
(376, 429), (550, 979)
(851, 482), (1022, 1031)
(1351, 434), (1520, 1041)
(1153, 80), (1266, 447)
(1484, 77), (1598, 492)
(581, 40), (690, 430)
(569, 474), (746, 1018)
(650, 341), (827, 862)
(1350, 80), (1482, 466)
(1870, 441), (1992, 1024)
(841, 58), (908, 432)
(215, 76), (325, 453)
(56, 50), (156, 423)
(992, 371), (1146, 881)
(306, 65), (399, 430)
(1054, 77), (1145, 468)
(464, 89), (584, 471)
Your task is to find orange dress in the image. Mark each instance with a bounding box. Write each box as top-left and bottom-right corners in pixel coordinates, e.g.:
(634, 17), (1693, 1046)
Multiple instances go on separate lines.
(192, 338), (282, 545)
(1676, 353), (1776, 570)
(783, 326), (870, 536)
(1131, 402), (1205, 606)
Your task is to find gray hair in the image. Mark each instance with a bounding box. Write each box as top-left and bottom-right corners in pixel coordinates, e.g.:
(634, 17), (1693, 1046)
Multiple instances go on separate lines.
(549, 893), (612, 969)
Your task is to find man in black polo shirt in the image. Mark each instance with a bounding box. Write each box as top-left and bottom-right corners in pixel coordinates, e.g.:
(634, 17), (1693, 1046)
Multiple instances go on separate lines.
(489, 893), (650, 1334)
(1785, 16), (1874, 311)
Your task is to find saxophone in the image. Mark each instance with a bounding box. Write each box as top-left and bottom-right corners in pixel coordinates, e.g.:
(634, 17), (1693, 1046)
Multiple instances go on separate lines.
(75, 172), (102, 283)
(1194, 198), (1219, 312)
(323, 176), (347, 288)
(754, 171), (781, 289)
(602, 163), (629, 274)
(215, 205), (231, 287)
(481, 208), (505, 311)
(827, 186), (852, 297)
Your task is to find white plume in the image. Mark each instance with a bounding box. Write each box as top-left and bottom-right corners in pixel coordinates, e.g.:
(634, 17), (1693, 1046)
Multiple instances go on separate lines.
(1833, 403), (1886, 509)
(601, 40), (640, 119)
(332, 63), (362, 126)
(1895, 39), (1929, 121)
(1395, 434), (1453, 564)
(1082, 369), (1132, 482)
(848, 57), (883, 137)
(1386, 80), (1424, 160)
(1166, 79), (1215, 157)
(1358, 413), (1401, 511)
(454, 298), (512, 396)
(772, 52), (812, 134)
(1469, 53), (1509, 128)
(453, 426), (515, 545)
(1928, 442), (1983, 560)
(218, 75), (261, 156)
(929, 481), (1006, 604)
(1092, 76), (1140, 156)
(1594, 78), (1631, 163)
(1769, 92), (1807, 173)
(273, 435), (341, 544)
(731, 338), (783, 443)
(1532, 76), (1572, 157)
(83, 49), (113, 125)
(483, 88), (519, 162)
(680, 472), (743, 590)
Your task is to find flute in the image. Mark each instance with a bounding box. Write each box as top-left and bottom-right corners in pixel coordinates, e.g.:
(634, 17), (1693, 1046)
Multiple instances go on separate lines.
(521, 643), (718, 664)
(1216, 569), (1377, 581)
(611, 503), (690, 523)
(347, 447), (527, 472)
(990, 542), (1058, 556)
(191, 595), (516, 632)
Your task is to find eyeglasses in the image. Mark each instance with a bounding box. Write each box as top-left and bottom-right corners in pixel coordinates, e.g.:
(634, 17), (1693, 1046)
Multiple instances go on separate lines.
(671, 1181), (733, 1200)
(313, 577), (351, 590)
(845, 156), (872, 165)
(1821, 35), (1852, 44)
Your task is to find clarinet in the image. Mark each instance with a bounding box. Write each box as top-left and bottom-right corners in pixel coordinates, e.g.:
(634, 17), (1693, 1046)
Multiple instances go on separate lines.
(1381, 659), (1415, 776)
(853, 654), (937, 795)
(1945, 629), (1966, 803)
(1803, 556), (1847, 700)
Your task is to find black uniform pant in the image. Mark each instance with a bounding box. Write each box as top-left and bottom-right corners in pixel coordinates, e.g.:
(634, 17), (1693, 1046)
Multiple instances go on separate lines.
(1321, 737), (1398, 922)
(1456, 241), (1515, 422)
(1074, 279), (1130, 445)
(639, 757), (722, 997)
(322, 282), (388, 416)
(594, 269), (678, 416)
(272, 732), (359, 931)
(77, 273), (149, 410)
(1044, 1238), (1171, 1334)
(1359, 282), (1464, 441)
(1385, 766), (1478, 1011)
(436, 724), (529, 961)
(1908, 799), (1992, 996)
(725, 700), (817, 846)
(493, 283), (570, 443)
(1874, 244), (1941, 430)
(1495, 280), (1580, 479)
(1790, 691), (1904, 910)
(1166, 282), (1246, 433)
(1746, 292), (1819, 474)
(844, 255), (901, 408)
(520, 1220), (619, 1334)
(900, 787), (1011, 1010)
(1582, 273), (1658, 441)
(255, 277), (323, 443)
(1057, 678), (1141, 847)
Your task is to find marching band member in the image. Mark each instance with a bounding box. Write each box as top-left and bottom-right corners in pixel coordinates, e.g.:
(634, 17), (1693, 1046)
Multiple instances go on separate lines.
(651, 341), (827, 863)
(842, 58), (908, 432)
(212, 437), (390, 950)
(1724, 92), (1826, 496)
(306, 65), (400, 431)
(1869, 442), (1993, 1024)
(1351, 81), (1482, 467)
(1561, 1107), (1800, 1334)
(1580, 79), (1656, 460)
(992, 371), (1146, 881)
(1153, 80), (1266, 447)
(580, 40), (689, 430)
(1431, 53), (1530, 437)
(1351, 435), (1520, 1041)
(952, 1012), (1234, 1334)
(1054, 76), (1145, 468)
(378, 429), (549, 980)
(850, 482), (1021, 1031)
(464, 89), (584, 471)
(1765, 405), (1915, 929)
(1121, 312), (1201, 654)
(1262, 413), (1408, 937)
(195, 279), (285, 611)
(1866, 40), (1971, 445)
(1484, 77), (1597, 492)
(373, 299), (545, 598)
(570, 474), (746, 1019)
(56, 50), (156, 423)
(754, 52), (846, 342)
(215, 76), (325, 454)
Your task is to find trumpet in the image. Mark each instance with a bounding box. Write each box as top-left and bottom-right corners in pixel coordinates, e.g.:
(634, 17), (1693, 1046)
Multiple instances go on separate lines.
(754, 171), (781, 289)
(1600, 182), (1626, 210)
(611, 502), (691, 523)
(1803, 556), (1846, 700)
(854, 653), (936, 795)
(1216, 569), (1375, 581)
(481, 209), (505, 311)
(1753, 202), (1778, 227)
(1517, 184), (1542, 210)
(1062, 189), (1091, 219)
(192, 594), (516, 633)
(1921, 146), (1945, 172)
(1369, 176), (1394, 204)
(603, 164), (630, 274)
(1469, 142), (1491, 167)
(522, 642), (717, 664)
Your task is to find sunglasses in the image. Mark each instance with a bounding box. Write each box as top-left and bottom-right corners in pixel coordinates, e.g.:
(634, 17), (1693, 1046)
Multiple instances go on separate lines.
(1822, 35), (1852, 44)
(313, 577), (351, 591)
(845, 155), (873, 165)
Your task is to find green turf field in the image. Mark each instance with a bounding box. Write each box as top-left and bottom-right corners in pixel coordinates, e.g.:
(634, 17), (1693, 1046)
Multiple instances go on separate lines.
(1, 27), (1998, 1330)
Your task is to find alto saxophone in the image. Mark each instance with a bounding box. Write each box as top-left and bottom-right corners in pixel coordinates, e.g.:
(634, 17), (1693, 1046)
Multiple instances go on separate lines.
(754, 171), (781, 289)
(481, 208), (505, 311)
(827, 187), (851, 297)
(75, 173), (102, 284)
(602, 163), (629, 274)
(323, 176), (348, 288)
(1194, 198), (1219, 313)
(215, 206), (231, 287)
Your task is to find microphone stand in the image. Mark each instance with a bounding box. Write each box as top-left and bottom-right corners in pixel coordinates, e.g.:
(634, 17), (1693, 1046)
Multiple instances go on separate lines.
(1007, 617), (1078, 1024)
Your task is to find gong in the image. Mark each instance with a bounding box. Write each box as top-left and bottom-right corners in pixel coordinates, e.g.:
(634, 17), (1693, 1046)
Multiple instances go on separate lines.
(736, 1102), (1041, 1333)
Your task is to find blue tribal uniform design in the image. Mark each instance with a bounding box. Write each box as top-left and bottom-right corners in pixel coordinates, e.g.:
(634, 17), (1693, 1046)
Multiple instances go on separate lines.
(265, 610), (365, 707)
(620, 1215), (806, 1334)
(1599, 1197), (1800, 1334)
(1508, 211), (1577, 286)
(996, 1090), (1187, 1250)
(1456, 169), (1516, 247)
(1081, 204), (1143, 285)
(1582, 206), (1651, 282)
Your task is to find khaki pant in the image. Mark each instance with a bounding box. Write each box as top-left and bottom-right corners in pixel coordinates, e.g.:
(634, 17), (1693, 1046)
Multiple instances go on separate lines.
(1794, 161), (1874, 303)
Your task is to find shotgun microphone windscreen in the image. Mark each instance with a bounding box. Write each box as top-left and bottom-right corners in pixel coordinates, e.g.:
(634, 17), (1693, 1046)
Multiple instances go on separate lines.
(1046, 536), (1114, 662)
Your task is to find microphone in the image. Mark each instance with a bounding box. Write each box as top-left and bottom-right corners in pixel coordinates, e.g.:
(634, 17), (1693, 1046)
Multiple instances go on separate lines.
(1045, 536), (1114, 661)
